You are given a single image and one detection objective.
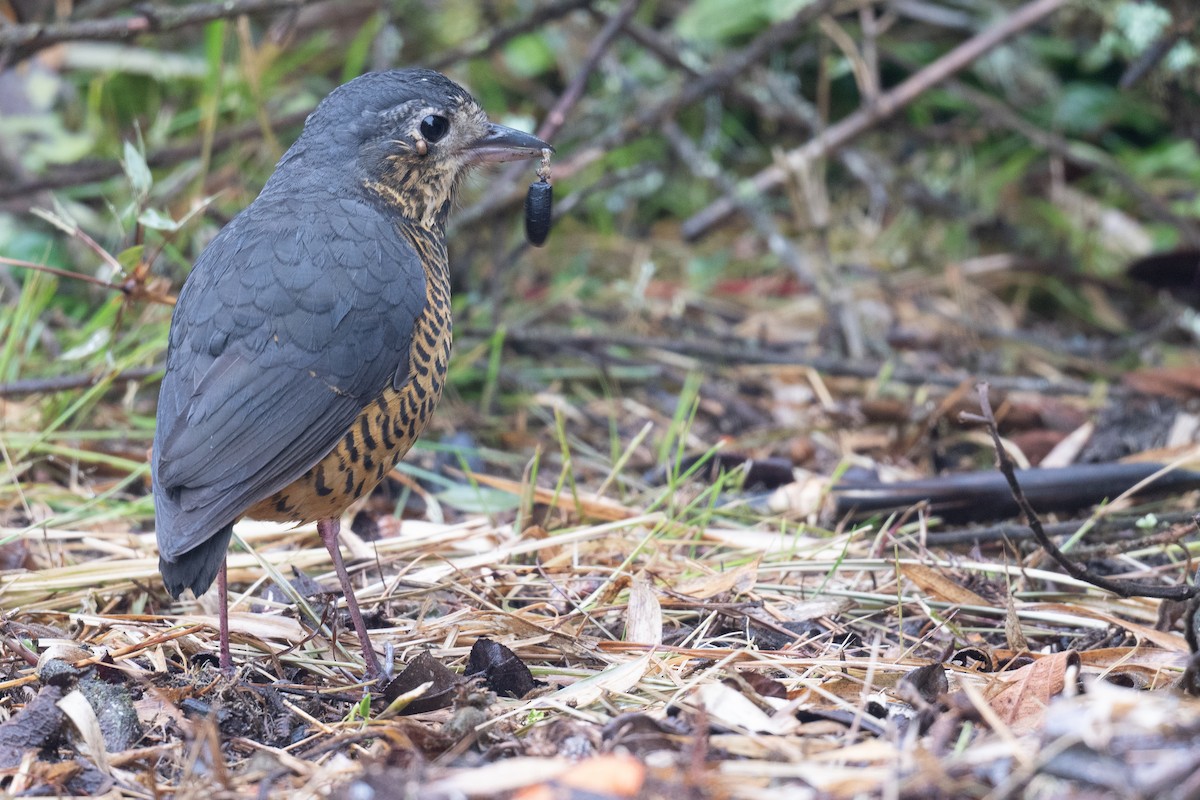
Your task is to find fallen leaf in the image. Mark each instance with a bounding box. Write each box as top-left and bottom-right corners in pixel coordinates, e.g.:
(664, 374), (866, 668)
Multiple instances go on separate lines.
(901, 563), (990, 608)
(465, 638), (539, 699)
(625, 577), (663, 645)
(513, 754), (646, 800)
(382, 651), (460, 714)
(987, 650), (1079, 734)
(530, 655), (650, 710)
(674, 561), (759, 599)
(696, 681), (799, 735)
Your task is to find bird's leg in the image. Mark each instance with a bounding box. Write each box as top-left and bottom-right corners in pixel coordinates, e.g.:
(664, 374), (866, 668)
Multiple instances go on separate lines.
(317, 517), (383, 679)
(216, 560), (233, 673)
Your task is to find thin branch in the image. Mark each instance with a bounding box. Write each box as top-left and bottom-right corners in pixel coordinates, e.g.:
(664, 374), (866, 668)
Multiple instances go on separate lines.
(937, 73), (1200, 247)
(970, 382), (1197, 601)
(0, 365), (161, 398)
(681, 0), (1069, 240)
(0, 0), (310, 62)
(0, 109), (311, 209)
(917, 512), (1200, 548)
(429, 0), (594, 71)
(454, 0), (839, 230)
(464, 326), (1102, 396)
(539, 0), (643, 142)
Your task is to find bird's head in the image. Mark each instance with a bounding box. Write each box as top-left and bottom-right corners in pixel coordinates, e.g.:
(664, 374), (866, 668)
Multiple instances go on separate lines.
(274, 69), (553, 229)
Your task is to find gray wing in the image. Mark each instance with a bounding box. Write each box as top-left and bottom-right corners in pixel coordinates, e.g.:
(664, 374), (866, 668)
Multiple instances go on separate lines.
(153, 191), (426, 560)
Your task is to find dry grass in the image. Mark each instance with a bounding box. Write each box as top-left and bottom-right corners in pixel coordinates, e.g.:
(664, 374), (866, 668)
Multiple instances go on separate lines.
(2, 412), (1197, 798)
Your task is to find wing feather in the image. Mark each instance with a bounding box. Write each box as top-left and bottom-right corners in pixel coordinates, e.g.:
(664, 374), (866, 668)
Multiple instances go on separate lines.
(153, 191), (427, 562)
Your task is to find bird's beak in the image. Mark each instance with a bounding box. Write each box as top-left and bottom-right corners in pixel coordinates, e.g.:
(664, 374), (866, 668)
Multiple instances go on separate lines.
(465, 123), (554, 164)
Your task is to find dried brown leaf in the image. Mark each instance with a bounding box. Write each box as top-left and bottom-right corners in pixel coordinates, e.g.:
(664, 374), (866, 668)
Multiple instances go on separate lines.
(901, 563), (990, 607)
(1122, 366), (1200, 399)
(674, 560), (759, 600)
(624, 576), (663, 646)
(987, 650), (1079, 734)
(1005, 592), (1028, 652)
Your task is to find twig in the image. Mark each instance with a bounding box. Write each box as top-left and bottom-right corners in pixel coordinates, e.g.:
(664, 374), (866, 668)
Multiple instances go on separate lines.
(0, 0), (310, 63)
(661, 118), (873, 356)
(914, 511), (1200, 548)
(454, 0), (839, 230)
(681, 0), (1069, 240)
(467, 326), (1101, 396)
(0, 250), (175, 307)
(539, 0), (643, 142)
(0, 365), (161, 398)
(429, 0), (594, 71)
(935, 73), (1200, 247)
(968, 382), (1196, 601)
(0, 256), (125, 293)
(74, 623), (209, 667)
(0, 109), (311, 208)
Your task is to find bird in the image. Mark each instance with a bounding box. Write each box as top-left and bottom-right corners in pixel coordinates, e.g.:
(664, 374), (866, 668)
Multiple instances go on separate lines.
(152, 69), (552, 678)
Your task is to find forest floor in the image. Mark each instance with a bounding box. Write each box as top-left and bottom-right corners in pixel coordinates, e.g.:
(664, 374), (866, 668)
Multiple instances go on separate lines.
(4, 239), (1200, 799)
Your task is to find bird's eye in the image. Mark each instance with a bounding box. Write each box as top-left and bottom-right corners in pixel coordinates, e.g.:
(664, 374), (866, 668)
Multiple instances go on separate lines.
(420, 114), (450, 143)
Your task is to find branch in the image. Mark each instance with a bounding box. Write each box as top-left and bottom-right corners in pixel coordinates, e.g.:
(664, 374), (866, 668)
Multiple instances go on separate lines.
(538, 0), (643, 142)
(0, 365), (161, 398)
(0, 0), (310, 62)
(0, 108), (311, 209)
(454, 0), (839, 230)
(466, 326), (1101, 396)
(429, 0), (593, 71)
(969, 382), (1197, 601)
(681, 0), (1069, 240)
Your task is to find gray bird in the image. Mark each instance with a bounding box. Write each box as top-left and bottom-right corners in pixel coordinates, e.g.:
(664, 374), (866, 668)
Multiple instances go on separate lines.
(153, 69), (552, 677)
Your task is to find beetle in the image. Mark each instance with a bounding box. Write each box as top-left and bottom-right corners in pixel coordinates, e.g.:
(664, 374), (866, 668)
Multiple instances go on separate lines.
(525, 178), (552, 246)
(524, 148), (554, 247)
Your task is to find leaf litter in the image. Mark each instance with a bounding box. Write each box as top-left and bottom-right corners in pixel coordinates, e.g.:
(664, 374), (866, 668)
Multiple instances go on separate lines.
(4, 335), (1200, 800)
(5, 56), (1200, 800)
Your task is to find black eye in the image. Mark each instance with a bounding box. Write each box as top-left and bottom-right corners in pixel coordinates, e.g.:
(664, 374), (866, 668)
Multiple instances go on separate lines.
(420, 114), (449, 143)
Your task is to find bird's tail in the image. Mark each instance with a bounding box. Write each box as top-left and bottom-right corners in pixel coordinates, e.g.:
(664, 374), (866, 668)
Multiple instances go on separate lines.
(159, 523), (234, 598)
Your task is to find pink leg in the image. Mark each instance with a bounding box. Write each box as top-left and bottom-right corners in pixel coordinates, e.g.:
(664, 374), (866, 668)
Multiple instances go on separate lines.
(216, 560), (232, 673)
(317, 517), (383, 679)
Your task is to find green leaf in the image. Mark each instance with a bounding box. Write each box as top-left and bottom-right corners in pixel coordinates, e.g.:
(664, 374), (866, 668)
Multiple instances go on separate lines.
(435, 485), (520, 514)
(116, 245), (145, 272)
(676, 0), (784, 43)
(341, 13), (386, 83)
(122, 140), (152, 198)
(137, 208), (181, 232)
(503, 33), (555, 78)
(60, 328), (111, 361)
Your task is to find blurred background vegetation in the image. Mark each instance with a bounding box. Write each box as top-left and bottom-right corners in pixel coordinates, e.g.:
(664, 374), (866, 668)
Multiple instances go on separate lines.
(2, 0), (1200, 527)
